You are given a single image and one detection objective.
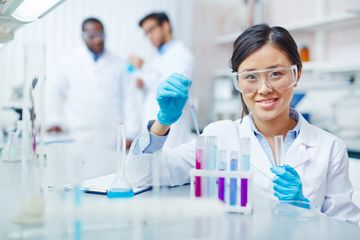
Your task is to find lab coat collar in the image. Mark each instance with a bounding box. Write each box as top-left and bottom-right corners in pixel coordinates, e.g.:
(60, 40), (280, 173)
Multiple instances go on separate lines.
(78, 45), (109, 65)
(237, 109), (317, 178)
(158, 39), (175, 55)
(285, 113), (317, 168)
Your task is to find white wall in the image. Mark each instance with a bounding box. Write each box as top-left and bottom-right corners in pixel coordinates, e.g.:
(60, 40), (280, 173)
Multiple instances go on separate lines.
(0, 0), (195, 115)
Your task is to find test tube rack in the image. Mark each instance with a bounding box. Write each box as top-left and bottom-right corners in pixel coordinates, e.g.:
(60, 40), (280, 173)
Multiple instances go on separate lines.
(189, 169), (253, 214)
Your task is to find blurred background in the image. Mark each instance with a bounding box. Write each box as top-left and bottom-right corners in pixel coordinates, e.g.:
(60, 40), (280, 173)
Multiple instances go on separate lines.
(0, 0), (359, 176)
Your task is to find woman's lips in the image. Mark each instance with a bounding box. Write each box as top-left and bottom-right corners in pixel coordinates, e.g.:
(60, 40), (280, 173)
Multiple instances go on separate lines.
(256, 98), (278, 110)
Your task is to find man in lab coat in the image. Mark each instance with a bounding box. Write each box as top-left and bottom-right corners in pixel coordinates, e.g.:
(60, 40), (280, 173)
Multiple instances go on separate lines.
(45, 17), (137, 177)
(129, 12), (194, 148)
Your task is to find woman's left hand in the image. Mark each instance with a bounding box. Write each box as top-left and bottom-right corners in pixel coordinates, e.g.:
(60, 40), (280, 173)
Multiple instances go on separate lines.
(271, 164), (310, 208)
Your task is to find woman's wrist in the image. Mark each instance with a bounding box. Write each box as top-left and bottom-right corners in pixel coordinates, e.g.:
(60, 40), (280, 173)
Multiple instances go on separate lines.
(150, 120), (170, 136)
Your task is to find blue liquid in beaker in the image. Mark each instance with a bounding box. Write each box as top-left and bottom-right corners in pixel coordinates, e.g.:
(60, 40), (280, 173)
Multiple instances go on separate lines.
(107, 188), (134, 198)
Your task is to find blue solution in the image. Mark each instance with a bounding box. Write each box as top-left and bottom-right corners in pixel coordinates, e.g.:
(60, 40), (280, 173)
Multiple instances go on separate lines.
(126, 63), (136, 73)
(230, 159), (238, 206)
(107, 188), (134, 198)
(74, 220), (82, 240)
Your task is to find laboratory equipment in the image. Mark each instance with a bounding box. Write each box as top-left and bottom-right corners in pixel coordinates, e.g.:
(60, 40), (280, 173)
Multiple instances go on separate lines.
(333, 76), (360, 138)
(205, 136), (217, 197)
(1, 120), (23, 162)
(229, 151), (238, 206)
(126, 63), (137, 73)
(272, 200), (318, 220)
(290, 92), (306, 109)
(217, 150), (227, 202)
(299, 45), (310, 62)
(190, 146), (253, 214)
(107, 124), (134, 198)
(188, 88), (200, 136)
(11, 43), (46, 225)
(194, 136), (218, 198)
(274, 135), (284, 167)
(195, 136), (205, 197)
(239, 138), (250, 207)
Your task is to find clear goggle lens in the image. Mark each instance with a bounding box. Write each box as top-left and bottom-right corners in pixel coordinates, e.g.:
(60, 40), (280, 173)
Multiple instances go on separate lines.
(233, 65), (298, 94)
(82, 31), (105, 41)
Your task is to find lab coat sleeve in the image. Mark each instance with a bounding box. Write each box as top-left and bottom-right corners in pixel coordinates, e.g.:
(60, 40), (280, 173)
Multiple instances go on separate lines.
(45, 61), (68, 129)
(321, 141), (360, 224)
(132, 120), (168, 154)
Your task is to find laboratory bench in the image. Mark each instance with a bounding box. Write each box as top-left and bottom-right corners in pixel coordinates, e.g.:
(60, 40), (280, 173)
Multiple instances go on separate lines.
(1, 137), (360, 240)
(1, 161), (360, 240)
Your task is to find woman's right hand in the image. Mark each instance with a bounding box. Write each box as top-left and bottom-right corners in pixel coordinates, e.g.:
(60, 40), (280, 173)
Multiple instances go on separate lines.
(156, 73), (192, 126)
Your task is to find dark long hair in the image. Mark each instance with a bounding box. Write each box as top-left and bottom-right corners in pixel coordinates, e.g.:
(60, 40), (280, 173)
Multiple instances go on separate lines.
(230, 24), (302, 119)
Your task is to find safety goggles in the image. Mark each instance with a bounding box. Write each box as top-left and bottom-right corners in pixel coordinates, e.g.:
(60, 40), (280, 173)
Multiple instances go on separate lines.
(143, 24), (160, 36)
(82, 31), (105, 41)
(233, 65), (298, 94)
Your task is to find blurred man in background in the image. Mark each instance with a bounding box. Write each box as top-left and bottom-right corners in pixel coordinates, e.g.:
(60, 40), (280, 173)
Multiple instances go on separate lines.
(129, 12), (195, 148)
(45, 17), (137, 176)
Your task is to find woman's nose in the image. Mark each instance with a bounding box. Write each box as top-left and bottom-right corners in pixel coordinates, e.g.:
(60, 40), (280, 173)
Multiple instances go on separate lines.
(257, 80), (273, 94)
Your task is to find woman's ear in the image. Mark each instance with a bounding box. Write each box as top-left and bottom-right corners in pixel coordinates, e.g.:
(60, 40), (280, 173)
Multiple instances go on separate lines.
(297, 68), (302, 80)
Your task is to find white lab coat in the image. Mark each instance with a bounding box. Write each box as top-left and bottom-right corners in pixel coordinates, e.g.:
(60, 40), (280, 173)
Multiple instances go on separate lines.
(126, 111), (360, 224)
(45, 47), (138, 176)
(136, 40), (194, 148)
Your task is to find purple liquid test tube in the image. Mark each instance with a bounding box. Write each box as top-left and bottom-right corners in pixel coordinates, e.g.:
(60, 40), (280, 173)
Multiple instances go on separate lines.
(240, 178), (248, 207)
(240, 138), (250, 207)
(217, 150), (227, 202)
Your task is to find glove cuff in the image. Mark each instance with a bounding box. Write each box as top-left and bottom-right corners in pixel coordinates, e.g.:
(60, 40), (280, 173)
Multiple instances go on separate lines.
(157, 111), (182, 126)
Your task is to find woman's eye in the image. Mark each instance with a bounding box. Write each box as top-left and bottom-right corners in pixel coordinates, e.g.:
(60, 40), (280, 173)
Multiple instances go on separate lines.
(244, 74), (257, 81)
(270, 71), (283, 78)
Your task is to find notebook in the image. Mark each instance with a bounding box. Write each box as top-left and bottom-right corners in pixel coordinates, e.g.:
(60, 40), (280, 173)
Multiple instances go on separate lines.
(65, 173), (152, 195)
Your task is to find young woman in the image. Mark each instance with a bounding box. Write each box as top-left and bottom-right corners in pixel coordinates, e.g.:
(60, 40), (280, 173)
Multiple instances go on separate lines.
(126, 24), (360, 224)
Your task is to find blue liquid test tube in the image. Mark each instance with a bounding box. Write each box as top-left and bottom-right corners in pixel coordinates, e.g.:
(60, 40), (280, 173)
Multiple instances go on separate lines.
(229, 151), (238, 206)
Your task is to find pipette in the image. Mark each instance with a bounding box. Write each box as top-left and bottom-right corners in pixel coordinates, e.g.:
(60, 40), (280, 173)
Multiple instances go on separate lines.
(177, 72), (200, 136)
(188, 88), (200, 136)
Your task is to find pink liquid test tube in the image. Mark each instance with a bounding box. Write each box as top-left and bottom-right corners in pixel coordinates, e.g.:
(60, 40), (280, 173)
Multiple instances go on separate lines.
(195, 149), (203, 197)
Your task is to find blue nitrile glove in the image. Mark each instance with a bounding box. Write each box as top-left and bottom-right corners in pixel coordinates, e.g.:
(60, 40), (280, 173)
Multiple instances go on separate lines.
(156, 73), (192, 126)
(271, 164), (310, 209)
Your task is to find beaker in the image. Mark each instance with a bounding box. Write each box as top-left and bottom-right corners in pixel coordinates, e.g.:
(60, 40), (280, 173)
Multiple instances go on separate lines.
(107, 124), (134, 198)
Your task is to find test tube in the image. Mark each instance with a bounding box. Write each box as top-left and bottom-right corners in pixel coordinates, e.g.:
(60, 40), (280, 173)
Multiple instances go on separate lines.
(195, 136), (205, 197)
(204, 136), (217, 198)
(217, 150), (227, 202)
(274, 135), (284, 167)
(229, 151), (239, 206)
(240, 138), (250, 207)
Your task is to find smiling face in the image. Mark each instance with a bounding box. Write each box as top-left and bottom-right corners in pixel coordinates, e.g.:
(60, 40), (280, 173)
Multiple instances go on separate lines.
(238, 43), (298, 123)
